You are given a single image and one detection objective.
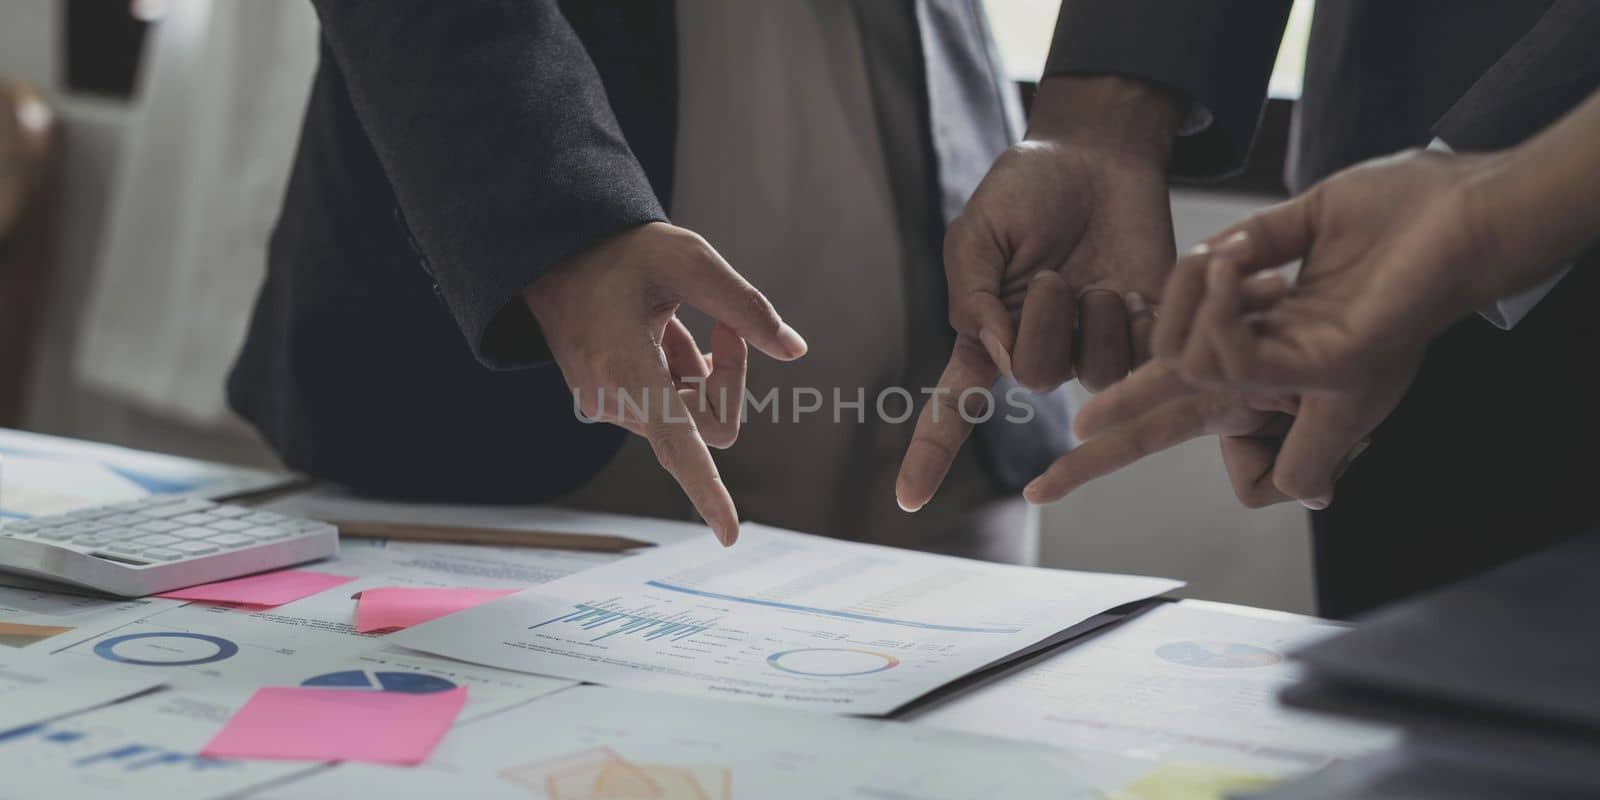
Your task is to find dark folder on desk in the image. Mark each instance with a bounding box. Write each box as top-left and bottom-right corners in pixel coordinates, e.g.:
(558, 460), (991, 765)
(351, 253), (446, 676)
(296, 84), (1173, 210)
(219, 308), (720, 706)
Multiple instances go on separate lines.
(1272, 528), (1600, 786)
(1284, 528), (1600, 734)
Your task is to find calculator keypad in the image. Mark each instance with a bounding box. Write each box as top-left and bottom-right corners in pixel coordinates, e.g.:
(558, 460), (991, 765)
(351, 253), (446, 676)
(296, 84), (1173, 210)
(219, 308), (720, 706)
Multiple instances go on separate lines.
(4, 497), (327, 565)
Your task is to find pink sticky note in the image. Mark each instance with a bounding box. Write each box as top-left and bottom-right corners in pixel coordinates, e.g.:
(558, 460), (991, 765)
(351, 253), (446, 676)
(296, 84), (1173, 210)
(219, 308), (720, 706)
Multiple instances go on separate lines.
(355, 587), (521, 633)
(158, 570), (355, 607)
(202, 686), (468, 765)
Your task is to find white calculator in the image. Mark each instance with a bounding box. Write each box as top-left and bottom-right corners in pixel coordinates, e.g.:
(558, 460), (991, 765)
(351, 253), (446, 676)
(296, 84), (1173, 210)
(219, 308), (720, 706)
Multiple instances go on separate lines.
(0, 496), (338, 597)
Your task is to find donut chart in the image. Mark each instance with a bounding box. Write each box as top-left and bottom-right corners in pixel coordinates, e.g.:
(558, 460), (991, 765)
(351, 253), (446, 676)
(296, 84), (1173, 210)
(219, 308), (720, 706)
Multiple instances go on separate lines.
(93, 632), (240, 666)
(766, 647), (900, 677)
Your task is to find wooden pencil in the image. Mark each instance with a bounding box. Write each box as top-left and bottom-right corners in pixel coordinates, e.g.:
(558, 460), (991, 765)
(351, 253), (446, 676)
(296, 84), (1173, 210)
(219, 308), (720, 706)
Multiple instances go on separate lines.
(328, 519), (655, 553)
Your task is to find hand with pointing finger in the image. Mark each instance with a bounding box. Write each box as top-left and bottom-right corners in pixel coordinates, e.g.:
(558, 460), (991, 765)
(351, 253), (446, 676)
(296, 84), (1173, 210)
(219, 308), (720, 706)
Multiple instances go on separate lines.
(895, 76), (1180, 513)
(524, 222), (808, 546)
(1072, 149), (1519, 511)
(1032, 360), (1382, 511)
(1017, 256), (1389, 512)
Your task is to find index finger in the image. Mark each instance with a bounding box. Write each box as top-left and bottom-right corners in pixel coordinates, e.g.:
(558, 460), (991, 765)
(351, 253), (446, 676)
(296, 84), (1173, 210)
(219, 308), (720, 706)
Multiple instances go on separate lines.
(895, 336), (1000, 513)
(615, 346), (741, 546)
(1024, 393), (1211, 504)
(1073, 361), (1199, 440)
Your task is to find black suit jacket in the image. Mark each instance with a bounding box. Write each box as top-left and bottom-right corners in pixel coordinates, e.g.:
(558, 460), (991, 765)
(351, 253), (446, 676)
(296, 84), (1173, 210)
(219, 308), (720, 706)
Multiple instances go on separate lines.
(229, 0), (1071, 504)
(1047, 0), (1600, 617)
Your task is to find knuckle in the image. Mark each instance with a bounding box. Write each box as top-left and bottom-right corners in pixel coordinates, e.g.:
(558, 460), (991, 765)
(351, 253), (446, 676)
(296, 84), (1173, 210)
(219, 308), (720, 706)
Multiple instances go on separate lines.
(647, 429), (688, 471)
(1236, 484), (1276, 509)
(1125, 425), (1160, 458)
(941, 218), (973, 264)
(740, 286), (779, 325)
(950, 334), (990, 367)
(1272, 467), (1320, 501)
(947, 306), (968, 331)
(589, 351), (627, 385)
(663, 225), (711, 255)
(700, 418), (737, 449)
(934, 391), (965, 420)
(909, 432), (958, 467)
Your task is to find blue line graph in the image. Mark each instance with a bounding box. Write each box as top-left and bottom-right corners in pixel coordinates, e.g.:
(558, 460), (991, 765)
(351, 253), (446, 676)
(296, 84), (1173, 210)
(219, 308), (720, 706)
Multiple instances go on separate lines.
(642, 581), (1023, 634)
(530, 602), (717, 642)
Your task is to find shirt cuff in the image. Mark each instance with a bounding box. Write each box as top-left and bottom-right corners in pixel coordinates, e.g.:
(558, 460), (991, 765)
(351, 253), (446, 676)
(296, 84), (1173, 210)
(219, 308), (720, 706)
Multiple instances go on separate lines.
(1426, 138), (1567, 330)
(1476, 267), (1572, 330)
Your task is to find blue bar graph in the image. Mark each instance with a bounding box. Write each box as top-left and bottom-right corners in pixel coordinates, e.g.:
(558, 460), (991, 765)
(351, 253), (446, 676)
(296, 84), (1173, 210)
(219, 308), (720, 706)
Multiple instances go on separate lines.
(530, 602), (716, 642)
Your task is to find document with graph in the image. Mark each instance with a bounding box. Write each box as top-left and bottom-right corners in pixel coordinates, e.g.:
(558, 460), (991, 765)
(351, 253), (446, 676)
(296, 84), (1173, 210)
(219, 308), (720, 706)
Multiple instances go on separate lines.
(392, 524), (1181, 714)
(913, 603), (1398, 784)
(258, 686), (1103, 800)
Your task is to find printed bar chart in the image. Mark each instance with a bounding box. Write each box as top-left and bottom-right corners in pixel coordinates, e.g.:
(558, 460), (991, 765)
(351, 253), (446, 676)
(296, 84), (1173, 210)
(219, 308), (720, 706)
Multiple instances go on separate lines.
(530, 601), (718, 642)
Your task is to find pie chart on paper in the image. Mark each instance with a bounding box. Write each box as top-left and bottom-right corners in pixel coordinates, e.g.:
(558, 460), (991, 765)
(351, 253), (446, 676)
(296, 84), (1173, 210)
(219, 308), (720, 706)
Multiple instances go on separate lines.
(300, 669), (457, 694)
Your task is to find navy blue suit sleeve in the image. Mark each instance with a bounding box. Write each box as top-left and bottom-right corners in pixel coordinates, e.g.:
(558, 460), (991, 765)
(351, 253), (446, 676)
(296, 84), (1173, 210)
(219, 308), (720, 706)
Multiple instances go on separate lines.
(1044, 0), (1292, 178)
(310, 0), (666, 368)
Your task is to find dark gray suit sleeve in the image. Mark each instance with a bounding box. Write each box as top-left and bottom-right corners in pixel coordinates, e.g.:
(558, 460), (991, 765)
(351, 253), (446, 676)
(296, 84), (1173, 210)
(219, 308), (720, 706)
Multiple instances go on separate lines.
(1435, 1), (1600, 151)
(1043, 0), (1293, 178)
(310, 0), (666, 369)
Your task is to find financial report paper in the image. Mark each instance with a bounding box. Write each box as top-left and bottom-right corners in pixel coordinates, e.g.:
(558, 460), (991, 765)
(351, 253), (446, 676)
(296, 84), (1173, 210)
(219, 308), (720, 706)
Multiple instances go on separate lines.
(0, 686), (317, 800)
(258, 685), (1102, 800)
(53, 542), (583, 722)
(0, 649), (165, 733)
(392, 523), (1182, 715)
(0, 582), (178, 653)
(912, 603), (1398, 785)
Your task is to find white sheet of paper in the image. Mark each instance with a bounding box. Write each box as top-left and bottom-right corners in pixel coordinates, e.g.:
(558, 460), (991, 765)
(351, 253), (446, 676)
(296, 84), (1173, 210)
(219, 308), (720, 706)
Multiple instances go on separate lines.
(0, 456), (147, 519)
(261, 685), (1102, 800)
(912, 603), (1398, 783)
(0, 583), (180, 653)
(0, 428), (288, 520)
(253, 764), (532, 800)
(0, 650), (165, 733)
(0, 686), (316, 800)
(392, 523), (1181, 715)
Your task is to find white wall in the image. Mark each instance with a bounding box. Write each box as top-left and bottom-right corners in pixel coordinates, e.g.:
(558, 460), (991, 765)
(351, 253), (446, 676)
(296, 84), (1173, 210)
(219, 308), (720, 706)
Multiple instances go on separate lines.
(3, 1), (275, 466)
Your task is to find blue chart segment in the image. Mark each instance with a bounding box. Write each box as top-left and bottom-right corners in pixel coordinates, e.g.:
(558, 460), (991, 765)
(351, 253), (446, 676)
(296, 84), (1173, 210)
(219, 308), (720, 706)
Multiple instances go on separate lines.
(301, 670), (457, 694)
(1155, 640), (1283, 669)
(643, 581), (1023, 634)
(0, 722), (238, 773)
(530, 602), (716, 642)
(93, 632), (240, 666)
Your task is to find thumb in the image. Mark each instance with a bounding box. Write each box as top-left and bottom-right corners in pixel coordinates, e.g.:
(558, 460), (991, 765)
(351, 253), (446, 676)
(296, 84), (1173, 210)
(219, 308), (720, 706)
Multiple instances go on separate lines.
(1206, 191), (1317, 276)
(664, 231), (808, 362)
(943, 217), (1015, 375)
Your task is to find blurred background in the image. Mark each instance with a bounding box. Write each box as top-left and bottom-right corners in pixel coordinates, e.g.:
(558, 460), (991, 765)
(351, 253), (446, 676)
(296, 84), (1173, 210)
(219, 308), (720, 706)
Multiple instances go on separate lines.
(0, 0), (1318, 612)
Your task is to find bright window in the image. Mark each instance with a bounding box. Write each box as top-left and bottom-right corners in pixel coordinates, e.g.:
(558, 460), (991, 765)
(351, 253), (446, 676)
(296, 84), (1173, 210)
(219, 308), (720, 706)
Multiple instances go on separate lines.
(982, 0), (1315, 100)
